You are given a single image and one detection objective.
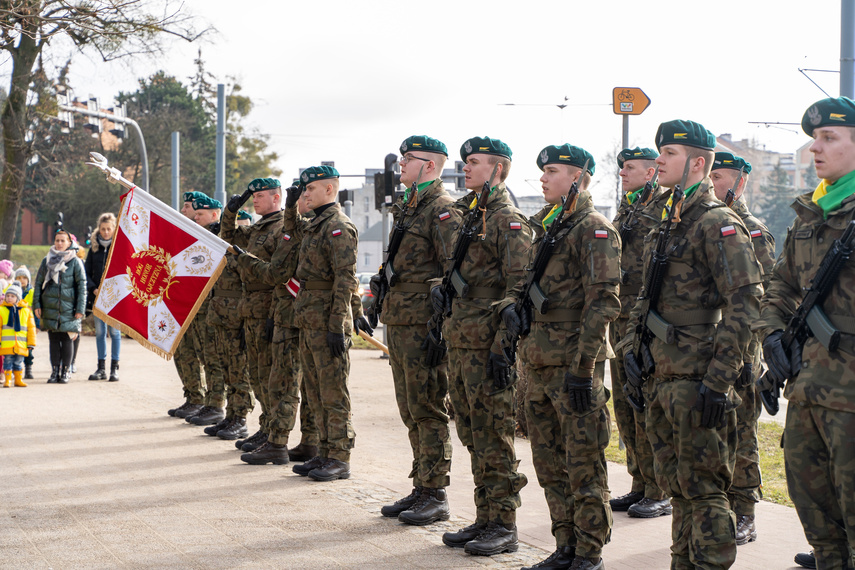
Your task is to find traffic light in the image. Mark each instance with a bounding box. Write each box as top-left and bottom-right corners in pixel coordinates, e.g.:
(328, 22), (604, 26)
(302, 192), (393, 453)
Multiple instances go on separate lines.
(455, 161), (465, 191)
(374, 153), (401, 210)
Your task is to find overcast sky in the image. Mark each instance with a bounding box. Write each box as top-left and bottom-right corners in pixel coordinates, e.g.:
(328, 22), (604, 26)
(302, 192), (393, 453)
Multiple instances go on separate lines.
(10, 0), (846, 201)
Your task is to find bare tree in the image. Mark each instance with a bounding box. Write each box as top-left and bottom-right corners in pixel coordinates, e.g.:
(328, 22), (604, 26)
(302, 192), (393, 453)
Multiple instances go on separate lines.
(0, 0), (208, 260)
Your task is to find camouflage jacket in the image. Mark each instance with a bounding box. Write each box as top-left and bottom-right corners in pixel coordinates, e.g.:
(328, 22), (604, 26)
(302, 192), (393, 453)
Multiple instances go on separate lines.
(237, 206), (305, 334)
(498, 192), (621, 378)
(221, 207), (284, 320)
(208, 219), (248, 327)
(730, 197), (776, 370)
(624, 178), (763, 394)
(755, 191), (855, 412)
(381, 179), (455, 326)
(437, 183), (531, 353)
(612, 185), (671, 330)
(294, 203), (361, 334)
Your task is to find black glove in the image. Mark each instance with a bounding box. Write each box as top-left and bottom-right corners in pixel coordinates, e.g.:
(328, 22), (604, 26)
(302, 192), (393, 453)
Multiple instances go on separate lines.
(430, 287), (447, 316)
(327, 332), (347, 358)
(369, 274), (383, 299)
(227, 192), (248, 213)
(564, 371), (593, 413)
(365, 306), (379, 329)
(421, 328), (446, 368)
(238, 327), (246, 351)
(264, 318), (274, 342)
(354, 315), (374, 337)
(624, 350), (643, 388)
(486, 351), (512, 391)
(285, 185), (302, 209)
(209, 221), (221, 236)
(501, 305), (522, 338)
(639, 342), (655, 376)
(736, 362), (754, 389)
(229, 244), (246, 257)
(762, 330), (801, 388)
(694, 383), (727, 429)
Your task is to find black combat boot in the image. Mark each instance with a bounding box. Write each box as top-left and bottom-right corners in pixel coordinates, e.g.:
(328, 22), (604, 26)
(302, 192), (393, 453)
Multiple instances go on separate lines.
(288, 443), (320, 462)
(380, 487), (423, 518)
(568, 556), (603, 570)
(627, 497), (672, 518)
(522, 546), (576, 570)
(108, 361), (120, 382)
(241, 441), (290, 465)
(308, 458), (350, 481)
(442, 522), (486, 548)
(398, 487), (450, 526)
(217, 417), (248, 440)
(794, 551), (816, 569)
(293, 456), (325, 476)
(204, 417), (232, 436)
(188, 406), (225, 425)
(463, 522), (518, 556)
(24, 364), (33, 380)
(735, 514), (757, 545)
(168, 401), (190, 417)
(88, 359), (106, 381)
(174, 403), (204, 418)
(47, 365), (60, 384)
(57, 366), (70, 384)
(240, 431), (268, 451)
(609, 490), (643, 512)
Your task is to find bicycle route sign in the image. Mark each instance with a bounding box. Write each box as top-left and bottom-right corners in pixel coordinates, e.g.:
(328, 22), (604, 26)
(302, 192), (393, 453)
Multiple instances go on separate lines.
(612, 87), (651, 115)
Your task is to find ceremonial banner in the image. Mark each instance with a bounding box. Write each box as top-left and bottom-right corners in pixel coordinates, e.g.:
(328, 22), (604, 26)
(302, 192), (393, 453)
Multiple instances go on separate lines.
(93, 188), (229, 359)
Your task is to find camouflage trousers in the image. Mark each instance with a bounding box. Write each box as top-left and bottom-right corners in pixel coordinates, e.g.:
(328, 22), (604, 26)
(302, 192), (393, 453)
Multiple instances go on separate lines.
(299, 328), (355, 462)
(387, 324), (452, 489)
(213, 326), (254, 419)
(784, 403), (855, 569)
(609, 352), (663, 500)
(729, 381), (762, 517)
(246, 316), (274, 432)
(196, 313), (226, 409)
(447, 347), (527, 526)
(266, 326), (316, 447)
(525, 362), (612, 558)
(174, 331), (205, 405)
(297, 375), (320, 447)
(645, 377), (737, 570)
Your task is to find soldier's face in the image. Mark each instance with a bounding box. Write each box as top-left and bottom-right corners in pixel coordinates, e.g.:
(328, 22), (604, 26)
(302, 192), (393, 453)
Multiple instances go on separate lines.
(709, 169), (742, 202)
(303, 181), (334, 210)
(181, 201), (195, 219)
(193, 208), (219, 226)
(655, 145), (690, 188)
(539, 164), (579, 205)
(252, 189), (280, 216)
(619, 161), (653, 194)
(297, 191), (312, 215)
(399, 152), (433, 187)
(463, 154), (498, 191)
(809, 126), (855, 183)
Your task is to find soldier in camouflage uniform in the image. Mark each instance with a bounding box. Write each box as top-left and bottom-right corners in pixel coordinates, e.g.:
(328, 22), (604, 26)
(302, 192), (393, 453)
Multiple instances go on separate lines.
(291, 165), (368, 482)
(184, 194), (227, 427)
(498, 144), (620, 570)
(755, 97), (855, 569)
(622, 120), (763, 569)
(223, 179), (285, 452)
(203, 209), (254, 442)
(709, 152), (776, 546)
(432, 137), (529, 557)
(168, 190), (208, 419)
(235, 183), (319, 465)
(369, 136), (455, 525)
(609, 147), (673, 520)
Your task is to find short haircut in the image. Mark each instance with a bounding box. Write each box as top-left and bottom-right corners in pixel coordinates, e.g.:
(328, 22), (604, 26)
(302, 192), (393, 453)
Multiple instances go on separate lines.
(487, 156), (512, 182)
(686, 147), (715, 176)
(431, 153), (447, 173)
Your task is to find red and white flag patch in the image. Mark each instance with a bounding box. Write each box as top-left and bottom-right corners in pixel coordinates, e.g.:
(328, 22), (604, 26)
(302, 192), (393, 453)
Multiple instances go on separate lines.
(750, 229), (762, 238)
(509, 222), (522, 230)
(438, 211), (451, 221)
(720, 225), (736, 237)
(594, 230), (609, 239)
(331, 229), (342, 237)
(282, 234), (291, 241)
(285, 277), (300, 298)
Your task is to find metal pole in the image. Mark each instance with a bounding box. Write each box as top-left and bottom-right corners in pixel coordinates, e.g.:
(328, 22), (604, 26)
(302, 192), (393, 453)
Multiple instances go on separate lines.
(171, 132), (180, 210)
(843, 0), (855, 97)
(215, 84), (226, 203)
(127, 118), (149, 192)
(618, 115), (630, 212)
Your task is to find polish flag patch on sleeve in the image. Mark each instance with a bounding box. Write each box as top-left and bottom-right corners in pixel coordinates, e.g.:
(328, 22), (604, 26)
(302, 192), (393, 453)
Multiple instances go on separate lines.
(331, 229), (342, 237)
(750, 229), (762, 238)
(509, 221), (522, 230)
(594, 230), (609, 239)
(438, 211), (451, 221)
(721, 225), (736, 237)
(282, 233), (291, 241)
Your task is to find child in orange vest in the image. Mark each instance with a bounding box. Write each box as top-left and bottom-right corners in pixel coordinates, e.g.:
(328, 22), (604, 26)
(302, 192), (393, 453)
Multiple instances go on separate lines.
(1, 283), (36, 387)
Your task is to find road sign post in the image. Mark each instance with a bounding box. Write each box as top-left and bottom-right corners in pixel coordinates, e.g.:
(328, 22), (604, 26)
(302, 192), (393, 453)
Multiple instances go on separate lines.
(613, 87), (652, 210)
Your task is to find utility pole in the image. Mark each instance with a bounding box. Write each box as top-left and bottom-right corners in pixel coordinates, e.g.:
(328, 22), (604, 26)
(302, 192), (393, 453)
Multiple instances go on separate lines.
(215, 84), (226, 204)
(842, 0), (855, 97)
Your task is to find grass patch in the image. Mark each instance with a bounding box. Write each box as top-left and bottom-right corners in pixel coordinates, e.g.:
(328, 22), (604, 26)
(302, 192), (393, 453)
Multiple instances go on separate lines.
(603, 398), (792, 508)
(7, 244), (52, 271)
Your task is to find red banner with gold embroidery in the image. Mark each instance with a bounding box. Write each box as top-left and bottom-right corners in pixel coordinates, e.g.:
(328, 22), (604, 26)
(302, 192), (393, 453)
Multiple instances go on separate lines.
(93, 189), (229, 359)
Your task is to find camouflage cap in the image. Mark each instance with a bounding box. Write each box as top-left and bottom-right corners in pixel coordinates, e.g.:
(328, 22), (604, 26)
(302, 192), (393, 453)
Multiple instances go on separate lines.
(655, 119), (716, 151)
(801, 96), (855, 136)
(247, 178), (281, 193)
(536, 144), (595, 175)
(711, 152), (752, 175)
(192, 194), (223, 210)
(183, 191), (207, 203)
(400, 135), (448, 157)
(237, 209), (253, 221)
(617, 147), (658, 169)
(300, 165), (339, 186)
(460, 136), (512, 162)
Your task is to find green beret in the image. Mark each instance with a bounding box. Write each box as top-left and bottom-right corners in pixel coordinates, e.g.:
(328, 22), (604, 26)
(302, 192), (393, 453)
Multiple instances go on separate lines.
(617, 147), (658, 169)
(237, 209), (253, 221)
(192, 194), (223, 210)
(711, 152), (752, 175)
(537, 144), (595, 175)
(400, 135), (448, 157)
(460, 136), (512, 162)
(655, 119), (716, 151)
(183, 191), (206, 203)
(247, 178), (281, 193)
(802, 96), (855, 136)
(300, 166), (339, 185)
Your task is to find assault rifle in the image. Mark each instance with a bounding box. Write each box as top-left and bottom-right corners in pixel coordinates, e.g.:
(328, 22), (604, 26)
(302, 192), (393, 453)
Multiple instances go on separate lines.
(500, 159), (589, 366)
(758, 219), (855, 415)
(619, 166), (659, 243)
(724, 166), (745, 207)
(624, 158), (690, 412)
(423, 163), (500, 364)
(366, 163), (426, 324)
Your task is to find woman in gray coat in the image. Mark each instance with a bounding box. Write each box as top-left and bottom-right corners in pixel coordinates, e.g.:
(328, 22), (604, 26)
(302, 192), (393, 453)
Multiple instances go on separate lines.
(33, 228), (87, 383)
